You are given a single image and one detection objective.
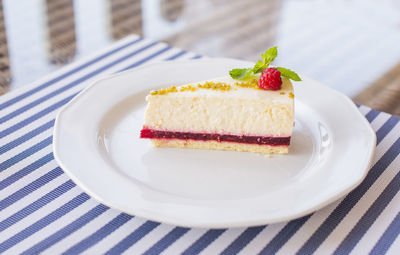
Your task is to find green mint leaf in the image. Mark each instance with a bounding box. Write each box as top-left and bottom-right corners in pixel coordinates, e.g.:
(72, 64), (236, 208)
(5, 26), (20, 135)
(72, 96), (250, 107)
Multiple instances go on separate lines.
(276, 67), (302, 81)
(229, 68), (251, 79)
(261, 46), (278, 65)
(230, 47), (302, 83)
(229, 68), (258, 80)
(253, 61), (267, 74)
(229, 68), (259, 80)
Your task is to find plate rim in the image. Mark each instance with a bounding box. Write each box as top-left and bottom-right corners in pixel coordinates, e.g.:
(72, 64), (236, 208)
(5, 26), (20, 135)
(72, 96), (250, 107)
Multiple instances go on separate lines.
(53, 58), (376, 228)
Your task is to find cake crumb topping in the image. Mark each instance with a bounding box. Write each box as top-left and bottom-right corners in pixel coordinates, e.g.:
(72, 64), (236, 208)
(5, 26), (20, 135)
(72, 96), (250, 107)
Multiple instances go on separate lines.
(151, 81), (233, 95)
(198, 81), (231, 91)
(150, 79), (289, 96)
(234, 79), (260, 90)
(180, 84), (197, 92)
(150, 86), (178, 95)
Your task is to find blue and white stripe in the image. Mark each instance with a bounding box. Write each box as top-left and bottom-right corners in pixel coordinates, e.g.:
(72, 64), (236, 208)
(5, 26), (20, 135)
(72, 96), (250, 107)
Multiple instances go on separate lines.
(0, 34), (399, 254)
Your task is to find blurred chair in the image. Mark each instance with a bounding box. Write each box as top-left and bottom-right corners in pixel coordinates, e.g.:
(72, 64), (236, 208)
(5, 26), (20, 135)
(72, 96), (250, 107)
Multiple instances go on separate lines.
(164, 0), (282, 60)
(354, 63), (400, 117)
(0, 0), (11, 94)
(45, 0), (77, 64)
(110, 0), (142, 40)
(160, 0), (184, 22)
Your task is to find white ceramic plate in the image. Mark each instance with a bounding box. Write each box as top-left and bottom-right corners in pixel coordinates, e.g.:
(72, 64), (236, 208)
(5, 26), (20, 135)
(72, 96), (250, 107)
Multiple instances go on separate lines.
(53, 58), (376, 228)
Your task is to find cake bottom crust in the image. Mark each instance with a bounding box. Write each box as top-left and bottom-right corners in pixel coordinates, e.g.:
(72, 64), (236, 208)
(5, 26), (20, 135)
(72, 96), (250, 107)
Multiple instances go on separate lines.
(151, 139), (288, 154)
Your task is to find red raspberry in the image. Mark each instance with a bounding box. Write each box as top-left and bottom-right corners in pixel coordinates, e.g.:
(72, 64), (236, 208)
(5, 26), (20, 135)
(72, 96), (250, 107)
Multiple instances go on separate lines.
(258, 68), (282, 90)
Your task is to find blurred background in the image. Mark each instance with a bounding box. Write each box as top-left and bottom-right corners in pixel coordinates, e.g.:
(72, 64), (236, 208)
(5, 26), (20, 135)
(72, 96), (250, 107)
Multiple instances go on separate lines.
(0, 0), (399, 115)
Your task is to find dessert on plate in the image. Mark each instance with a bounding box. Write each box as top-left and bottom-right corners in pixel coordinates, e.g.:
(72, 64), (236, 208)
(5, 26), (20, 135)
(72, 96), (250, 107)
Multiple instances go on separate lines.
(140, 47), (301, 154)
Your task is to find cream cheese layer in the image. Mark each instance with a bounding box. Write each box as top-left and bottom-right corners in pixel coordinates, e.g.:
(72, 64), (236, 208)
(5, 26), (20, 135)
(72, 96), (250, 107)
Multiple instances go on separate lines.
(143, 76), (294, 137)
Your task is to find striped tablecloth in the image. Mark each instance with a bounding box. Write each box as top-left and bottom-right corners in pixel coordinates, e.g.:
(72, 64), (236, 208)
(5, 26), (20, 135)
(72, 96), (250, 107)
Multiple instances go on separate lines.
(0, 34), (399, 255)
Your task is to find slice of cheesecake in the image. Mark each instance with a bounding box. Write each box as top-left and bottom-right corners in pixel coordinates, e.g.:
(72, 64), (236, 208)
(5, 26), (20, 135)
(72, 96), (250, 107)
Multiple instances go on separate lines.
(140, 76), (294, 154)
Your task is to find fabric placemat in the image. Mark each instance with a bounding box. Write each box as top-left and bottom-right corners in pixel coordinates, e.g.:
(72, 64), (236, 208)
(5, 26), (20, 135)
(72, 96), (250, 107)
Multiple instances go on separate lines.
(0, 34), (399, 255)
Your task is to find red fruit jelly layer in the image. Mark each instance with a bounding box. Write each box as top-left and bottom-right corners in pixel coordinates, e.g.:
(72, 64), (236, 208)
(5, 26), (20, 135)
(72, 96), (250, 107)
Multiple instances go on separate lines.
(140, 129), (290, 146)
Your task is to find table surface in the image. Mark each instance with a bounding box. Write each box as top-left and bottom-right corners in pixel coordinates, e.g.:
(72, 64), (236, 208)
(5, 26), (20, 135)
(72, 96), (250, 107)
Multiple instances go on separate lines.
(0, 0), (400, 116)
(0, 34), (399, 254)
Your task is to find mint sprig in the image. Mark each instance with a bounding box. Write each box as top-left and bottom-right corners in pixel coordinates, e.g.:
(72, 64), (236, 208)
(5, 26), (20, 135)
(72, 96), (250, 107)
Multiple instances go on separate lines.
(253, 46), (277, 74)
(275, 67), (302, 81)
(260, 46), (277, 68)
(252, 61), (265, 74)
(229, 46), (301, 82)
(229, 68), (255, 80)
